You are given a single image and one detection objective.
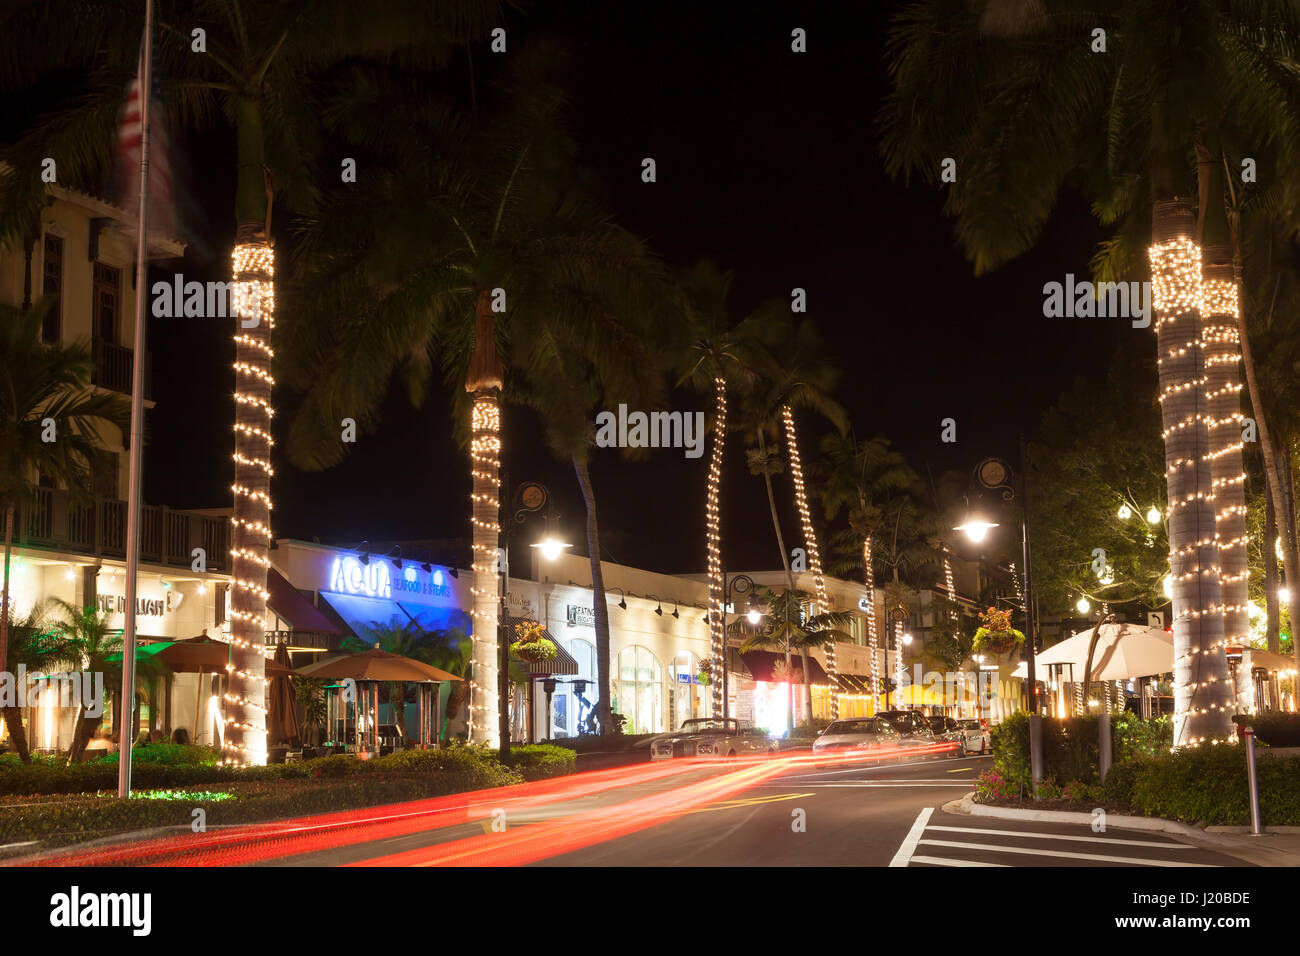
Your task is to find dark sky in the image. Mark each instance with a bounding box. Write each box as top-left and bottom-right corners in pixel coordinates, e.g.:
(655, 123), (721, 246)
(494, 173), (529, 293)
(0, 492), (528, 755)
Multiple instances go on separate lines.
(133, 0), (1137, 575)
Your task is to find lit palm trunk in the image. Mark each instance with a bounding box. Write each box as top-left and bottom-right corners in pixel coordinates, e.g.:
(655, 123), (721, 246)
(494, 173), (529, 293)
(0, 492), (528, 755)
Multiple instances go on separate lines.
(1202, 253), (1249, 667)
(1149, 199), (1232, 747)
(705, 375), (727, 716)
(782, 405), (837, 719)
(466, 291), (504, 745)
(227, 238), (274, 765)
(864, 534), (880, 712)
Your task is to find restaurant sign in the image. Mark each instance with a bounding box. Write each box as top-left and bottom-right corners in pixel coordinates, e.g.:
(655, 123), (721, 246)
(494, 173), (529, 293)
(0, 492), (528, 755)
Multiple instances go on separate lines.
(566, 604), (595, 628)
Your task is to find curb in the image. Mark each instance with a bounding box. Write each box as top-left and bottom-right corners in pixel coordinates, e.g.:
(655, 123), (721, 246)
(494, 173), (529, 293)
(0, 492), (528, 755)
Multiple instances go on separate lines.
(943, 793), (1300, 864)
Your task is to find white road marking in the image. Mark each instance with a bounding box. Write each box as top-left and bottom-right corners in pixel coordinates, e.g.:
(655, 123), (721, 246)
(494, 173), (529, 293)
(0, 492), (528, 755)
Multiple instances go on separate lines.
(924, 825), (1193, 849)
(910, 854), (1007, 867)
(888, 807), (934, 867)
(916, 838), (1217, 867)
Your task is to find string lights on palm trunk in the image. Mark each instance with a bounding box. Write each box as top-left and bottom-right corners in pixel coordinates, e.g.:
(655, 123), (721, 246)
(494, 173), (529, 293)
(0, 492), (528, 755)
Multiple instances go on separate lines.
(226, 241), (275, 766)
(705, 376), (728, 716)
(782, 405), (838, 717)
(468, 391), (502, 742)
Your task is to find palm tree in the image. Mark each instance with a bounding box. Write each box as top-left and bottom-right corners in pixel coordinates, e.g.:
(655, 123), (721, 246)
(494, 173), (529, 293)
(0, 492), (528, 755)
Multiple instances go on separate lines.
(409, 626), (472, 743)
(49, 600), (126, 762)
(0, 298), (127, 761)
(1, 601), (69, 762)
(676, 262), (773, 719)
(1, 0), (500, 765)
(878, 0), (1300, 744)
(818, 433), (917, 711)
(285, 41), (657, 742)
(730, 316), (846, 725)
(731, 587), (853, 729)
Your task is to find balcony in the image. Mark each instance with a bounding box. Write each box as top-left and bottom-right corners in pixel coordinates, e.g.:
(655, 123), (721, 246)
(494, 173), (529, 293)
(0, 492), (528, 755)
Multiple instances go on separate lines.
(18, 487), (229, 572)
(92, 337), (152, 399)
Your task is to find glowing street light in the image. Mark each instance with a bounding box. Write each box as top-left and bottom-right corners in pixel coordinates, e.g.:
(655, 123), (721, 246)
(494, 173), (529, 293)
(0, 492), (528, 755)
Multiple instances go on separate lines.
(954, 515), (999, 543)
(531, 536), (571, 562)
(1146, 506), (1162, 525)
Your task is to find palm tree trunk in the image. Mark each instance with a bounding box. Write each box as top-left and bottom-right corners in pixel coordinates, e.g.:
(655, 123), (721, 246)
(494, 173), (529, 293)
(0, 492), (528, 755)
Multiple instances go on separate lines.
(227, 96), (275, 766)
(466, 286), (504, 746)
(573, 455), (614, 734)
(863, 533), (881, 713)
(0, 505), (27, 763)
(1265, 492), (1280, 654)
(783, 405), (835, 721)
(757, 430), (795, 732)
(705, 375), (728, 718)
(1150, 196), (1231, 746)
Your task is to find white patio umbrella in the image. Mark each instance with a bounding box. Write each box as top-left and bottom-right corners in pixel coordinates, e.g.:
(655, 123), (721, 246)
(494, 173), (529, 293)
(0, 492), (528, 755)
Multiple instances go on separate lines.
(1012, 622), (1173, 681)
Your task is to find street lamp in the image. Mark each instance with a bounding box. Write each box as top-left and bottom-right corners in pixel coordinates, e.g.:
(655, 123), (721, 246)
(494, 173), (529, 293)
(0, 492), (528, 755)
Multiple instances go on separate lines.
(719, 572), (759, 722)
(955, 448), (1044, 787)
(499, 479), (569, 756)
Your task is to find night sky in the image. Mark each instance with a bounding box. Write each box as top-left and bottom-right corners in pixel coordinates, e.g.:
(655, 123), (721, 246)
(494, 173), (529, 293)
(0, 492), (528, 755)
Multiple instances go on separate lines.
(133, 1), (1135, 575)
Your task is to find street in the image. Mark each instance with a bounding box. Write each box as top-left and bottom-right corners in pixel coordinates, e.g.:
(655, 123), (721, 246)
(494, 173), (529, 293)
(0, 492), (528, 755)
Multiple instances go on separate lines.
(246, 751), (1249, 867)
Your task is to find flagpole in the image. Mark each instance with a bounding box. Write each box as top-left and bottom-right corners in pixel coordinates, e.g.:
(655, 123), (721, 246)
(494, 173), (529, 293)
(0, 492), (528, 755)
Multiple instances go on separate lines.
(118, 0), (154, 799)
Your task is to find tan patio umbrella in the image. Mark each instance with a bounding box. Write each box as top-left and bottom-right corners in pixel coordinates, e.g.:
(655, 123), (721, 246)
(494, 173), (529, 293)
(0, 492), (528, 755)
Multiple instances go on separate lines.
(160, 635), (296, 677)
(295, 648), (461, 682)
(267, 642), (300, 747)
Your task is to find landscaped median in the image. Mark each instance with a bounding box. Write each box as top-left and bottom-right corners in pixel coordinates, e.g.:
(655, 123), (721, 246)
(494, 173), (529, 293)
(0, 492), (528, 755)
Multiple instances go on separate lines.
(973, 710), (1300, 827)
(0, 742), (575, 852)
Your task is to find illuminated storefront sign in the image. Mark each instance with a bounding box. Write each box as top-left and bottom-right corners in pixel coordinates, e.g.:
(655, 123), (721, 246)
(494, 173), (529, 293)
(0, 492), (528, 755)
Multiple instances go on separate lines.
(327, 554), (451, 601)
(329, 556), (392, 598)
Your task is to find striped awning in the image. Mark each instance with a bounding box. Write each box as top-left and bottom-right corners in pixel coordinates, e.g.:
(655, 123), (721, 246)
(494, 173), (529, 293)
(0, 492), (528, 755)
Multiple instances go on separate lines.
(834, 673), (875, 694)
(504, 616), (578, 675)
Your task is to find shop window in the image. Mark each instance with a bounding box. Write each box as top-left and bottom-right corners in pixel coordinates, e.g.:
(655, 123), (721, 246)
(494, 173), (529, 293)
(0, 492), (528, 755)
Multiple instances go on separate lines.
(613, 645), (663, 734)
(670, 651), (706, 730)
(42, 234), (63, 342)
(93, 262), (121, 343)
(550, 638), (595, 738)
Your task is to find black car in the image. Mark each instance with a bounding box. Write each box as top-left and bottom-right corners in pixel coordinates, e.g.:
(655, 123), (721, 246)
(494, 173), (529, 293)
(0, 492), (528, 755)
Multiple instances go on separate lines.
(875, 710), (953, 758)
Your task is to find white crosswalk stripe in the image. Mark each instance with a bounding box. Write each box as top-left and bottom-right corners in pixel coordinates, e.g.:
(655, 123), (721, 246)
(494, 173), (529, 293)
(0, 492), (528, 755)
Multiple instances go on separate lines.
(891, 808), (1223, 868)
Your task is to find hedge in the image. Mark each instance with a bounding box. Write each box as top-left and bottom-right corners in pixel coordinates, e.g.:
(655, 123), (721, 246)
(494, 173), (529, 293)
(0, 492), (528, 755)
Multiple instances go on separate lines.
(991, 711), (1173, 794)
(1232, 712), (1300, 747)
(1102, 746), (1300, 826)
(497, 744), (577, 780)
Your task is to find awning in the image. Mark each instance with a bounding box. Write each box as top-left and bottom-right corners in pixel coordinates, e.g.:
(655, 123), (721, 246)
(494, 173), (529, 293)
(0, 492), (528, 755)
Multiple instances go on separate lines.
(740, 650), (829, 685)
(268, 568), (342, 634)
(398, 602), (462, 633)
(318, 591), (412, 642)
(504, 615), (578, 675)
(834, 673), (875, 694)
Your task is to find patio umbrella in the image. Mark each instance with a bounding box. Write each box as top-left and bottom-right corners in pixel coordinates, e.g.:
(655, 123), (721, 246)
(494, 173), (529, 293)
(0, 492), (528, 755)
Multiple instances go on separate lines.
(157, 635), (296, 677)
(1011, 622), (1173, 681)
(267, 641), (300, 747)
(295, 648), (461, 683)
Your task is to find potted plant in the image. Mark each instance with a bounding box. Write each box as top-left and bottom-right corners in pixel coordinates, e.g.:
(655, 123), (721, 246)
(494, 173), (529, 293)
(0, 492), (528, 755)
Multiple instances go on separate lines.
(510, 621), (558, 664)
(695, 659), (713, 685)
(972, 606), (1025, 656)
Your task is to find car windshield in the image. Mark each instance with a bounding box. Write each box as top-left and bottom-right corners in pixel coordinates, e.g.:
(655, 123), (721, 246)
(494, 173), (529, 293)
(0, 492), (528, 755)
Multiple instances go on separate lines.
(958, 720), (980, 730)
(678, 719), (735, 735)
(825, 719), (877, 735)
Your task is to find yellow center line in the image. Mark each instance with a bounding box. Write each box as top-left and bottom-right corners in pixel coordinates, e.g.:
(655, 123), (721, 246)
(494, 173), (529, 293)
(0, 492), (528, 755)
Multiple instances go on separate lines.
(947, 767), (974, 773)
(682, 792), (815, 814)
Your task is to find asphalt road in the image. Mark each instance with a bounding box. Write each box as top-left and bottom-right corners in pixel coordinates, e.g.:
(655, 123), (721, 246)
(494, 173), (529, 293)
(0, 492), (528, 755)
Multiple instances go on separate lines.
(260, 750), (1250, 867)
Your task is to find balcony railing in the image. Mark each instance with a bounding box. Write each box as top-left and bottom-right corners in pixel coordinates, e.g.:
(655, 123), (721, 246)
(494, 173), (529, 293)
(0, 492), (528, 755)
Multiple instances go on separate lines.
(92, 337), (152, 399)
(19, 487), (229, 572)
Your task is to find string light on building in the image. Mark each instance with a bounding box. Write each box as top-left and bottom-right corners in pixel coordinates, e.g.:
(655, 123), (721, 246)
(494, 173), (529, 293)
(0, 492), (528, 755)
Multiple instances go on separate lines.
(782, 404), (837, 717)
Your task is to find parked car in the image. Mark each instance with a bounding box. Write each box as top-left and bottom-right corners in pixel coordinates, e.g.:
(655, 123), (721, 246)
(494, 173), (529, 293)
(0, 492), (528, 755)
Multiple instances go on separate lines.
(812, 717), (903, 755)
(955, 718), (991, 755)
(875, 710), (953, 757)
(650, 718), (777, 760)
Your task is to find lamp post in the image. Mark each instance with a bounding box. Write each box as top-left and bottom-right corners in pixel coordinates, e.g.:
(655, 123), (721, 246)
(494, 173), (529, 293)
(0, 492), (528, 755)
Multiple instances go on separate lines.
(720, 572), (760, 722)
(954, 445), (1043, 787)
(499, 478), (570, 757)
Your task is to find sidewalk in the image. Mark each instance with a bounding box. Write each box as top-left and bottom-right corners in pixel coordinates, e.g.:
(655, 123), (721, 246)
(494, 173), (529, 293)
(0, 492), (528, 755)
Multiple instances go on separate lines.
(945, 793), (1300, 867)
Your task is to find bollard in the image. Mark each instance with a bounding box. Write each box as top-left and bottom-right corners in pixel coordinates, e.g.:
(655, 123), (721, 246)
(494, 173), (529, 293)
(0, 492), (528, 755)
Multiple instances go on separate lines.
(1244, 726), (1262, 836)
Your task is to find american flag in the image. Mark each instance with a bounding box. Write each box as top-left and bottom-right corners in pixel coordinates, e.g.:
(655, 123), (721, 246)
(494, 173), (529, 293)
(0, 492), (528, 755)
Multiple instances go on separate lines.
(116, 40), (175, 239)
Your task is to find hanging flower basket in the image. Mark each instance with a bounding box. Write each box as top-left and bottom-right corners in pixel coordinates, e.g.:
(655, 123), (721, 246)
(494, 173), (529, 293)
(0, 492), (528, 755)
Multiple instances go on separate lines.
(972, 606), (1025, 656)
(695, 659), (714, 685)
(510, 621), (558, 663)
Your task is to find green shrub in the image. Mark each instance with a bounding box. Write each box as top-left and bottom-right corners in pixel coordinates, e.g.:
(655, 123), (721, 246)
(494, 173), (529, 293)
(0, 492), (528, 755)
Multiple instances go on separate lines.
(88, 743), (221, 767)
(1233, 713), (1300, 747)
(992, 711), (1173, 792)
(498, 744), (576, 781)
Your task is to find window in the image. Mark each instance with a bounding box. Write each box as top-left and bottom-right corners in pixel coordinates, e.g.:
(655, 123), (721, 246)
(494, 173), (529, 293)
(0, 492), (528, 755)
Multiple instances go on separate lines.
(215, 583), (229, 626)
(93, 262), (121, 343)
(550, 639), (595, 738)
(42, 235), (63, 342)
(614, 645), (664, 734)
(671, 651), (706, 730)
